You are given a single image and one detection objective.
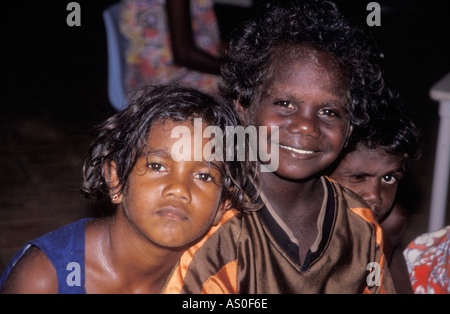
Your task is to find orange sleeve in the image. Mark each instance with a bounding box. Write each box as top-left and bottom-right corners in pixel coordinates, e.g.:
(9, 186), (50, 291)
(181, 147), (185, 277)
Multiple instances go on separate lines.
(164, 210), (237, 294)
(350, 207), (395, 294)
(201, 261), (238, 294)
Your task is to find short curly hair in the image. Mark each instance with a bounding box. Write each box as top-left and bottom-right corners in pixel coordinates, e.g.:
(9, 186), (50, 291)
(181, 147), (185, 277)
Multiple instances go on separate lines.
(81, 84), (260, 212)
(343, 86), (422, 167)
(220, 0), (384, 130)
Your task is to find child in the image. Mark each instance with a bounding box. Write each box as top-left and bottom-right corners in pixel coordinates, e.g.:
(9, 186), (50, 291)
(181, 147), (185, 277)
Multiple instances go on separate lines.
(0, 84), (259, 294)
(329, 87), (422, 293)
(164, 0), (396, 293)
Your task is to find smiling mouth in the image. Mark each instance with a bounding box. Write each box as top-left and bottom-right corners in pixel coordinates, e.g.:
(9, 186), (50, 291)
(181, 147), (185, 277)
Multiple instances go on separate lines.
(279, 144), (315, 155)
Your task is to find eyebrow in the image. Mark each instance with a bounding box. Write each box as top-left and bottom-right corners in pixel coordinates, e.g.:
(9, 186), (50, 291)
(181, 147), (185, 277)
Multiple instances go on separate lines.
(195, 158), (225, 173)
(140, 148), (171, 159)
(344, 170), (371, 177)
(270, 90), (348, 107)
(387, 168), (405, 176)
(142, 148), (224, 170)
(344, 167), (405, 177)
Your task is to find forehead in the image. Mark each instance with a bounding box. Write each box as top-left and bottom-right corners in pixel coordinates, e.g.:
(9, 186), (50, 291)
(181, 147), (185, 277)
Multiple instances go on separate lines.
(343, 146), (405, 170)
(148, 118), (190, 137)
(264, 44), (350, 96)
(145, 118), (221, 162)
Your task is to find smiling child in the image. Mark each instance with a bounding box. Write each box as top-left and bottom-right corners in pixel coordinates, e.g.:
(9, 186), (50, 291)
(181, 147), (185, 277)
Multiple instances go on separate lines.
(0, 84), (259, 294)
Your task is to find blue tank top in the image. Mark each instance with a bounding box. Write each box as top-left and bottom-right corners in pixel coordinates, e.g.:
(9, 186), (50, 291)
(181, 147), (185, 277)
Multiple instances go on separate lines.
(0, 218), (93, 294)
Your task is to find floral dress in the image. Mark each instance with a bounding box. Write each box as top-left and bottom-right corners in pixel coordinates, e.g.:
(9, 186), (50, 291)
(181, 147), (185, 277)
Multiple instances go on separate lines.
(119, 0), (221, 94)
(403, 226), (450, 294)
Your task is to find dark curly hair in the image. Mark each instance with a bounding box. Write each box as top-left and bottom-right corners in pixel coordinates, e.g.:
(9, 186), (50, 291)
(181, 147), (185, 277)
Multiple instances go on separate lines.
(343, 86), (422, 167)
(220, 0), (384, 130)
(81, 84), (260, 212)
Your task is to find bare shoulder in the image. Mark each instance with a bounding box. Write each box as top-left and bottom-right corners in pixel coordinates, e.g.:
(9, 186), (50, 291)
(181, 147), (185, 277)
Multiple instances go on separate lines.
(1, 246), (58, 294)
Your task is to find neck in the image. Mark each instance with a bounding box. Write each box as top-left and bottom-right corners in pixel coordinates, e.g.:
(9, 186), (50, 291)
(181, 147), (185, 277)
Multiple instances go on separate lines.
(88, 210), (183, 293)
(259, 171), (324, 215)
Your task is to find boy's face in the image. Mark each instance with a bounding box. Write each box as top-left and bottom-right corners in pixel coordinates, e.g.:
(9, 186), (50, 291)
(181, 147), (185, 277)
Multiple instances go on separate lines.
(330, 145), (405, 221)
(112, 119), (226, 249)
(242, 45), (352, 180)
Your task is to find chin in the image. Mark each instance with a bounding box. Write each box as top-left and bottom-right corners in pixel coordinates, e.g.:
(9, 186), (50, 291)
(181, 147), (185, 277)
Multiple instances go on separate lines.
(154, 236), (191, 250)
(270, 165), (316, 182)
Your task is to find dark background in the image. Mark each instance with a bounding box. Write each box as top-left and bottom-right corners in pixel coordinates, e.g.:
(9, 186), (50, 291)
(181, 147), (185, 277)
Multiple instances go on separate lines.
(1, 0), (450, 272)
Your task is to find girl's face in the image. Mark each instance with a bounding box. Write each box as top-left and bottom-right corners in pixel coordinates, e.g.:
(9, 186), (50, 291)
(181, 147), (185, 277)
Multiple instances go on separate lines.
(330, 145), (405, 221)
(111, 119), (227, 249)
(242, 45), (352, 181)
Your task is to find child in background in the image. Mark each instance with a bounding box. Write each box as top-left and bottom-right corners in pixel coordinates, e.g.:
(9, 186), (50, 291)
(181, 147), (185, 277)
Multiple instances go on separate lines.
(0, 85), (259, 294)
(164, 0), (396, 293)
(329, 87), (422, 293)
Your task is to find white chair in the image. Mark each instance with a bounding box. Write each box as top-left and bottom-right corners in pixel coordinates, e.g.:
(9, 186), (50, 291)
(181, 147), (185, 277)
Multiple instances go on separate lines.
(103, 3), (128, 111)
(429, 72), (450, 232)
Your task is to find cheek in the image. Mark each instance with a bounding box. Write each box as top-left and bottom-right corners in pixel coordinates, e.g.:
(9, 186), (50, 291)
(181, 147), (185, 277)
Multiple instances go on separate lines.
(381, 187), (398, 207)
(248, 102), (276, 127)
(346, 183), (367, 197)
(192, 186), (222, 215)
(324, 125), (350, 150)
(253, 112), (288, 145)
(189, 194), (223, 238)
(209, 190), (223, 213)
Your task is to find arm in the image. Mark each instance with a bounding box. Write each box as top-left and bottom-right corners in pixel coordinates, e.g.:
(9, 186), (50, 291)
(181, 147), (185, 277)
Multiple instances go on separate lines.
(166, 0), (222, 75)
(1, 246), (58, 294)
(388, 245), (414, 294)
(379, 203), (413, 293)
(380, 202), (408, 263)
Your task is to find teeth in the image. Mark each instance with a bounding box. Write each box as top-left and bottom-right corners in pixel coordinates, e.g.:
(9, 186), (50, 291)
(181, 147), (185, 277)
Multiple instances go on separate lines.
(279, 145), (314, 155)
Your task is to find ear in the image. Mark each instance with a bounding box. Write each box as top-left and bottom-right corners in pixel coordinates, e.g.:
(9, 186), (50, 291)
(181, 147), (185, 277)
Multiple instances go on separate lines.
(344, 125), (354, 148)
(212, 200), (231, 226)
(234, 99), (247, 124)
(348, 124), (354, 139)
(104, 161), (123, 204)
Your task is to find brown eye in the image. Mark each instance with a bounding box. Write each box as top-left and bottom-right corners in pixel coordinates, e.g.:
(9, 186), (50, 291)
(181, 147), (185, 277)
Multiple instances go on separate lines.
(275, 100), (294, 109)
(318, 108), (338, 117)
(194, 172), (213, 182)
(148, 163), (166, 171)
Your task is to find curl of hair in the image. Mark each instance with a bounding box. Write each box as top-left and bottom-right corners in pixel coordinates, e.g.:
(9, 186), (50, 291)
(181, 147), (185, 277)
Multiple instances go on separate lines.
(220, 0), (385, 130)
(81, 84), (261, 212)
(344, 86), (422, 166)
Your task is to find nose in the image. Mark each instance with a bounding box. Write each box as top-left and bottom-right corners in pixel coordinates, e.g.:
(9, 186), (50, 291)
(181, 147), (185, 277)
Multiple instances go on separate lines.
(361, 181), (382, 213)
(162, 175), (192, 203)
(286, 109), (320, 138)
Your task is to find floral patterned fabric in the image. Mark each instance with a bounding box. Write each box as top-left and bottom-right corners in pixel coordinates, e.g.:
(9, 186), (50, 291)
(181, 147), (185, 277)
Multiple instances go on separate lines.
(119, 0), (221, 94)
(403, 226), (450, 294)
